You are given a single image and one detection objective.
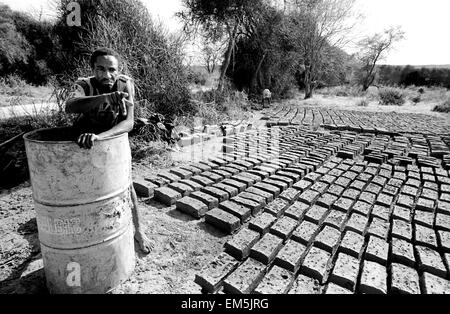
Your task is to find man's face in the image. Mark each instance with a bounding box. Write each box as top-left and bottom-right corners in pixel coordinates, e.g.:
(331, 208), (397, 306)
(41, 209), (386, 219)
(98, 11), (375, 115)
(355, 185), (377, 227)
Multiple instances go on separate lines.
(93, 55), (119, 89)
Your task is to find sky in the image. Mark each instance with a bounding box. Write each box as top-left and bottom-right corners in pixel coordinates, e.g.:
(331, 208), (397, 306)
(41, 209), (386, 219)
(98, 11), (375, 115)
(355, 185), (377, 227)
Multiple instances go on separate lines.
(2, 0), (450, 65)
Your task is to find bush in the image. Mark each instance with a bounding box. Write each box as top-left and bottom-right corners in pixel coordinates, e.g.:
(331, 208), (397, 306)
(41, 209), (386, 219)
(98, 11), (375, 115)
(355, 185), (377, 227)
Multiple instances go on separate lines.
(411, 95), (421, 104)
(355, 98), (369, 107)
(0, 74), (33, 97)
(378, 87), (405, 106)
(433, 99), (450, 113)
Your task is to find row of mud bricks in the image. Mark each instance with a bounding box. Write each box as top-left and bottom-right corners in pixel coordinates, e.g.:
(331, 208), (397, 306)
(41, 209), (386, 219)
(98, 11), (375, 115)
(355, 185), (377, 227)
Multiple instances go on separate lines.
(134, 122), (450, 293)
(263, 105), (450, 136)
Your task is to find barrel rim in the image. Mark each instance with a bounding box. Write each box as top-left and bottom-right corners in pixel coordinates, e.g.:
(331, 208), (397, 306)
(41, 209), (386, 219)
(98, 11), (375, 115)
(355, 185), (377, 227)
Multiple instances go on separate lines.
(23, 127), (127, 144)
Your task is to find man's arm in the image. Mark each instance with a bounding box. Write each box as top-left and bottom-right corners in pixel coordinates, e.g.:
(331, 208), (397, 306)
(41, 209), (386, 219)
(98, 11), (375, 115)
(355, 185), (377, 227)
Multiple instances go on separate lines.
(98, 80), (136, 139)
(65, 84), (106, 114)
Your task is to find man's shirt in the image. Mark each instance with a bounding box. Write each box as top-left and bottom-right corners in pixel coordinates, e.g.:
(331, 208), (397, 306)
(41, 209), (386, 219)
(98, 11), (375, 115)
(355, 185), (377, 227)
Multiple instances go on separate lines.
(70, 75), (135, 134)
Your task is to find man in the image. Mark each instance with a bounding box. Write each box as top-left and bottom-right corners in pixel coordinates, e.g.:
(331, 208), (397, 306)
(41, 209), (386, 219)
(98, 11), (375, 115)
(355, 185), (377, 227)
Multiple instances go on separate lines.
(66, 47), (152, 254)
(262, 89), (272, 108)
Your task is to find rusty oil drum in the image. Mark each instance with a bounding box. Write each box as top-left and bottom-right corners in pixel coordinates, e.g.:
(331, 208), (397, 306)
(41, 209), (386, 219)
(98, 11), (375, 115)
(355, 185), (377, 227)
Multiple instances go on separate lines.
(23, 127), (135, 294)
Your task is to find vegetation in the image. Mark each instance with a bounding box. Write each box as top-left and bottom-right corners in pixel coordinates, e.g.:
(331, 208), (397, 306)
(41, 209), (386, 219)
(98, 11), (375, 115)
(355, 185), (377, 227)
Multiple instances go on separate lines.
(378, 87), (406, 106)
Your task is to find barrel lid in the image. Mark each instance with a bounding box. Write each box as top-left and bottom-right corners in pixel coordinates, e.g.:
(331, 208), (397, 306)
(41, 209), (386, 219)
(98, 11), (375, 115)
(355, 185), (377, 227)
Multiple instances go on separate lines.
(24, 127), (126, 144)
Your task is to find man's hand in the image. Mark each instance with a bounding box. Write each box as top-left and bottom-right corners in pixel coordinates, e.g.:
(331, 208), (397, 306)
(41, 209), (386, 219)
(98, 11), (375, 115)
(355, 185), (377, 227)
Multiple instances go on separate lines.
(77, 133), (100, 149)
(106, 91), (129, 116)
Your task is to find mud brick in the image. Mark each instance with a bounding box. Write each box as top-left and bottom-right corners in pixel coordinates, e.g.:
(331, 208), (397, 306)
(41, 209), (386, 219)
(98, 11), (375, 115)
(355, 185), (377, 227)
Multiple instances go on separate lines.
(154, 187), (182, 206)
(168, 182), (194, 197)
(421, 188), (439, 201)
(326, 283), (353, 294)
(346, 213), (369, 235)
(330, 253), (359, 291)
(170, 168), (193, 180)
(179, 179), (203, 192)
(303, 172), (322, 184)
(279, 188), (302, 204)
(293, 179), (313, 193)
(393, 205), (412, 222)
(391, 263), (421, 294)
(414, 210), (435, 228)
(328, 184), (345, 197)
(284, 167), (306, 177)
(357, 192), (375, 206)
(332, 197), (354, 213)
(401, 186), (419, 198)
(316, 193), (338, 210)
(225, 228), (261, 261)
(416, 198), (436, 213)
(219, 166), (241, 176)
(337, 163), (352, 171)
(310, 182), (330, 194)
(442, 184), (450, 195)
(254, 165), (277, 176)
(147, 176), (171, 187)
(219, 201), (252, 223)
(422, 272), (450, 294)
(214, 183), (238, 198)
(250, 233), (284, 265)
(229, 175), (253, 188)
(323, 210), (347, 231)
(221, 179), (247, 193)
(248, 170), (270, 180)
(360, 261), (387, 294)
(277, 171), (301, 183)
(254, 182), (281, 198)
(223, 258), (266, 294)
(339, 231), (365, 259)
(382, 185), (399, 197)
(292, 221), (319, 245)
(416, 246), (447, 278)
(367, 217), (389, 240)
(289, 274), (322, 294)
(335, 177), (352, 188)
(254, 265), (294, 294)
(247, 187), (274, 203)
(202, 186), (229, 202)
(190, 191), (219, 210)
(269, 217), (298, 240)
(406, 178), (421, 189)
(340, 188), (359, 200)
(297, 189), (320, 206)
(285, 202), (309, 221)
(177, 196), (210, 218)
(357, 173), (374, 183)
(212, 169), (233, 180)
(328, 169), (345, 177)
(353, 201), (372, 216)
(422, 173), (436, 183)
(342, 172), (358, 182)
(234, 160), (255, 169)
(190, 175), (214, 187)
(314, 226), (341, 253)
(232, 196), (263, 216)
(371, 176), (387, 187)
(415, 225), (438, 249)
(366, 183), (382, 195)
(190, 162), (212, 172)
(179, 165), (202, 176)
(378, 169), (392, 179)
(303, 205), (329, 225)
(195, 253), (240, 293)
(387, 178), (403, 189)
(158, 171), (182, 183)
(392, 219), (412, 242)
(365, 236), (389, 266)
(133, 180), (156, 198)
(371, 205), (391, 221)
(239, 192), (266, 207)
(249, 213), (277, 235)
(391, 238), (415, 268)
(376, 193), (394, 207)
(264, 199), (289, 218)
(239, 172), (263, 184)
(442, 194), (450, 202)
(270, 175), (294, 188)
(319, 175), (337, 187)
(270, 239), (304, 276)
(301, 247), (331, 284)
(438, 231), (450, 253)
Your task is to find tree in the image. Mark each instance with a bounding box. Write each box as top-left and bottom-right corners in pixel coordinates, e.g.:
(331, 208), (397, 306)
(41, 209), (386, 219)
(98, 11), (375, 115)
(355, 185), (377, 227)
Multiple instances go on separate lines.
(201, 37), (225, 74)
(356, 26), (405, 91)
(53, 0), (192, 117)
(284, 0), (358, 99)
(0, 5), (32, 75)
(178, 0), (263, 91)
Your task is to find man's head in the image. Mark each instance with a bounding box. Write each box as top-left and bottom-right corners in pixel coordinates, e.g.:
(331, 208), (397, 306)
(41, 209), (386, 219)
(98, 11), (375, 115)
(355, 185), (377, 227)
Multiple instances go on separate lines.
(90, 48), (121, 90)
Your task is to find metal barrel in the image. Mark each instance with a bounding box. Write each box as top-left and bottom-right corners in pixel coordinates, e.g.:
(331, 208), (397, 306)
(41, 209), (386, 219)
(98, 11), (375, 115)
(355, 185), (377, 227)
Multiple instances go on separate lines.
(23, 127), (135, 294)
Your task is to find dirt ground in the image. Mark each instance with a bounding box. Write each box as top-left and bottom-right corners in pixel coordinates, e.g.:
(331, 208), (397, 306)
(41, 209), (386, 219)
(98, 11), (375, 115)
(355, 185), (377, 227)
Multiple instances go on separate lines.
(0, 92), (447, 294)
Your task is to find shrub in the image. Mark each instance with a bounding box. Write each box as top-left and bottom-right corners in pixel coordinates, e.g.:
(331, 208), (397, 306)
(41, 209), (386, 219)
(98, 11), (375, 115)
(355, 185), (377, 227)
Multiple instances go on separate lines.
(356, 98), (369, 107)
(378, 87), (405, 106)
(433, 99), (450, 113)
(411, 95), (421, 104)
